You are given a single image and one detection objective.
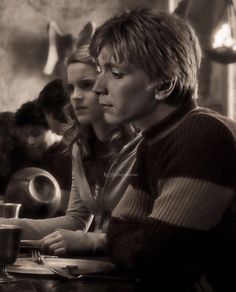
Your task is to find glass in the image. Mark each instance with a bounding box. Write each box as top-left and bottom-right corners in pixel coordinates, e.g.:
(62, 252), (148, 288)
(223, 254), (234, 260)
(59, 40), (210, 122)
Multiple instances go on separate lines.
(0, 225), (22, 283)
(0, 203), (21, 218)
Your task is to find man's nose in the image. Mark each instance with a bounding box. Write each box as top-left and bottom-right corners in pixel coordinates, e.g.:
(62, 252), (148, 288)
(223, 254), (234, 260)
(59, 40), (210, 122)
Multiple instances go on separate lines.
(93, 76), (108, 96)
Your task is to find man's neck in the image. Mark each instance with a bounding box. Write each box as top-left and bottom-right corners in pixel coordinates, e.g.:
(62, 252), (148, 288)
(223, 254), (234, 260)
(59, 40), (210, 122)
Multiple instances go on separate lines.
(134, 102), (178, 131)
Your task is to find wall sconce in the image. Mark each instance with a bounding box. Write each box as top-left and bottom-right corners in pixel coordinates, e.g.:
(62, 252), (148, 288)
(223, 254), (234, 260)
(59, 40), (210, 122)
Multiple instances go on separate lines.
(206, 0), (236, 64)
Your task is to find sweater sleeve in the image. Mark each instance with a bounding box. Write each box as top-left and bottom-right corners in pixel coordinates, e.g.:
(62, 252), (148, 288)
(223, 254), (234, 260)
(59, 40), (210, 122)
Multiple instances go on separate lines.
(107, 115), (236, 273)
(0, 162), (93, 239)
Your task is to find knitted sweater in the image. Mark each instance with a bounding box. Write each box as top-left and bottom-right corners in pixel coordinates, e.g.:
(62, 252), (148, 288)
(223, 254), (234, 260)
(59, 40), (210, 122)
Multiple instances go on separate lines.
(107, 101), (236, 290)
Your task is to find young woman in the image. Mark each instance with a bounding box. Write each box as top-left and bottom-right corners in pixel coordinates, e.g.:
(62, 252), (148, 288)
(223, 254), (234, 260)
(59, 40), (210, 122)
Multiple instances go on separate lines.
(0, 45), (141, 256)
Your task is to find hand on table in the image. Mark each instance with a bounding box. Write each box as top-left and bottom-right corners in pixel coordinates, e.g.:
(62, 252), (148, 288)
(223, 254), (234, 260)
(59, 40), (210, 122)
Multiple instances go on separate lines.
(41, 229), (95, 256)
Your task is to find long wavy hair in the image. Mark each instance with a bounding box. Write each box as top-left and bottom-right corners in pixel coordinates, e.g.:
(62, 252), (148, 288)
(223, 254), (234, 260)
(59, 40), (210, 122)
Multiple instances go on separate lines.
(62, 45), (95, 159)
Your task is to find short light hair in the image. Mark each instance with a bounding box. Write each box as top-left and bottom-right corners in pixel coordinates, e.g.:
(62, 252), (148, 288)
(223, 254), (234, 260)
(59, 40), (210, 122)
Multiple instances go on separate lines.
(90, 8), (202, 104)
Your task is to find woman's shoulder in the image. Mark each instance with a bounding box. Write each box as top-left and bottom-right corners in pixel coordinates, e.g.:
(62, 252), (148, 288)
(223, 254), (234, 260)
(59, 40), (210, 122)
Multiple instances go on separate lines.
(109, 124), (140, 154)
(71, 142), (81, 157)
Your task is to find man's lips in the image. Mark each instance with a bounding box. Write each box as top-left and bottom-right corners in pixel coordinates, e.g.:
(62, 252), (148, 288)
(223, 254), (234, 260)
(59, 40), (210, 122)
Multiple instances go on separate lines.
(99, 103), (113, 107)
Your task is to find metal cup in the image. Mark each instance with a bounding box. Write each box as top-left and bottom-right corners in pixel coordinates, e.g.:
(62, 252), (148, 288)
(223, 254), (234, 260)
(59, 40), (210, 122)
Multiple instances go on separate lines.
(0, 203), (21, 218)
(0, 224), (22, 265)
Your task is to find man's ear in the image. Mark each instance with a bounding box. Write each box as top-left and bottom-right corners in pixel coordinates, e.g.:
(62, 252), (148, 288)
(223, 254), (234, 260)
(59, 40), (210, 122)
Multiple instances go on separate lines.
(154, 79), (176, 101)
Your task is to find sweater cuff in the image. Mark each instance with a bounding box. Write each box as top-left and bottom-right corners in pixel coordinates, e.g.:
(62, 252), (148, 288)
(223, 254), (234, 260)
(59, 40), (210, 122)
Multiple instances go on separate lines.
(87, 232), (107, 254)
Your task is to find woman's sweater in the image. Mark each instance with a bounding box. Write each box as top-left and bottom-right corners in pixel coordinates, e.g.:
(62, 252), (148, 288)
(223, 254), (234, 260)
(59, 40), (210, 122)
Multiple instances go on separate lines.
(0, 134), (142, 240)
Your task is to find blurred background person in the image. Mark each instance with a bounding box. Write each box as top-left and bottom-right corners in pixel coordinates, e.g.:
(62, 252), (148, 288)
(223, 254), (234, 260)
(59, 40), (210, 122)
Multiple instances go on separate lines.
(7, 97), (72, 217)
(36, 79), (72, 213)
(13, 100), (54, 168)
(37, 79), (69, 136)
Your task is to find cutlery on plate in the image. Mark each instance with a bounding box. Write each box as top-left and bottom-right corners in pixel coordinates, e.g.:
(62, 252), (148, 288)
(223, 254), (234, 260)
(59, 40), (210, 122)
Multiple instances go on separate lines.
(31, 250), (130, 281)
(50, 266), (130, 281)
(31, 250), (45, 264)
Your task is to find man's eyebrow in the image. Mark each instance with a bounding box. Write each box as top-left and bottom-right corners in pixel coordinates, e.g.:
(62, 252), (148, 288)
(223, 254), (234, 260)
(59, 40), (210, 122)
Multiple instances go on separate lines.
(78, 78), (95, 81)
(101, 62), (125, 69)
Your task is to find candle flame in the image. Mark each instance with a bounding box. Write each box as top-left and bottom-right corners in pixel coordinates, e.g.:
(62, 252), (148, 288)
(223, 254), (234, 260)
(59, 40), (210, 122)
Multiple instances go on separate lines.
(213, 23), (236, 50)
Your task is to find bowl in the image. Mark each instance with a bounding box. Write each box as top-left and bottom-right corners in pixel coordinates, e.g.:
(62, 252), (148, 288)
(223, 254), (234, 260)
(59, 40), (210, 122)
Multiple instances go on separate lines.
(5, 167), (61, 218)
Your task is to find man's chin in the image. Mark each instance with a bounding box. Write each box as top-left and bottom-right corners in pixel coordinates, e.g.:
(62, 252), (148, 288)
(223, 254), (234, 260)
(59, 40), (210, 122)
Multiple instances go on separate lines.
(104, 113), (122, 126)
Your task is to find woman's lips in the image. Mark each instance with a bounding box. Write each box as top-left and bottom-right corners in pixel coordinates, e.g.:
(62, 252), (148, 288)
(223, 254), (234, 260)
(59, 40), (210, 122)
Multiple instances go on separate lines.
(75, 106), (87, 110)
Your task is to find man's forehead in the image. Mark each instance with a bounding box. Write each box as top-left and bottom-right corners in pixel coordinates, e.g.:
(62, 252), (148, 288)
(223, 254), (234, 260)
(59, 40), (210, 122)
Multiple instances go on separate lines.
(97, 47), (128, 66)
(97, 51), (115, 65)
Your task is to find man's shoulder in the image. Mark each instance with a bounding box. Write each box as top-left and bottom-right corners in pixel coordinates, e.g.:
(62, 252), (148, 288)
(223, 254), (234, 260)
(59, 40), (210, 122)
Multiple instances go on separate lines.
(146, 107), (236, 148)
(180, 107), (236, 140)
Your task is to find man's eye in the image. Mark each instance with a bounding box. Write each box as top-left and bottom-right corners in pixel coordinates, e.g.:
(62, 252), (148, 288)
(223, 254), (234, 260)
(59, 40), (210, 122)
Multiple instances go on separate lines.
(111, 71), (124, 79)
(96, 66), (102, 74)
(78, 80), (95, 90)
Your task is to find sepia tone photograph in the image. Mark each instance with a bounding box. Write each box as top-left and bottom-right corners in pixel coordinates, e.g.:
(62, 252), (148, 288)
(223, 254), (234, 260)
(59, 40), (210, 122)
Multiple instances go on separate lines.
(0, 0), (235, 291)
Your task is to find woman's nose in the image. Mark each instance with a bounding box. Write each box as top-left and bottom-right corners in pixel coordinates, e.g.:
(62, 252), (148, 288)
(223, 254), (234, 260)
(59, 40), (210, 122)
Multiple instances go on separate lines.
(71, 87), (83, 101)
(93, 77), (108, 96)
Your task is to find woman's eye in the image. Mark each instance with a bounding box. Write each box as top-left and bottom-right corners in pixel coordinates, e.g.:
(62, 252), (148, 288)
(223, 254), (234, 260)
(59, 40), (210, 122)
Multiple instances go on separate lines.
(66, 84), (74, 94)
(78, 80), (95, 91)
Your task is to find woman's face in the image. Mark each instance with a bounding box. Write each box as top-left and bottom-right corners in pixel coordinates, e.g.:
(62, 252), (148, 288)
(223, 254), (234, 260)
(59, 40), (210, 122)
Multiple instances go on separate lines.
(67, 62), (103, 124)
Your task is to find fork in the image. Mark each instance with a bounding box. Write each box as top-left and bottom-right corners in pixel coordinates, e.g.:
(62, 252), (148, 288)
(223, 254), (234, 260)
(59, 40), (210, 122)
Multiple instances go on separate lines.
(31, 250), (130, 281)
(31, 250), (44, 265)
(31, 251), (79, 279)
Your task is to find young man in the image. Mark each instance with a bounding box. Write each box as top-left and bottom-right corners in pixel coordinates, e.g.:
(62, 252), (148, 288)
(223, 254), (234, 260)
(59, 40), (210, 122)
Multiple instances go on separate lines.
(90, 9), (236, 291)
(36, 79), (72, 213)
(37, 79), (69, 136)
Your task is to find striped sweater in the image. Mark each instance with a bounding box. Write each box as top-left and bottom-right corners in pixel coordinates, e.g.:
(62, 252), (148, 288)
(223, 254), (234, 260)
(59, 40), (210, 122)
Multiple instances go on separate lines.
(106, 101), (236, 290)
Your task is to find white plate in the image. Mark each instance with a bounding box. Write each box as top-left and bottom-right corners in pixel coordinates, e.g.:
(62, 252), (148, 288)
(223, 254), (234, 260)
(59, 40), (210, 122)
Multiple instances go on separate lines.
(7, 257), (116, 275)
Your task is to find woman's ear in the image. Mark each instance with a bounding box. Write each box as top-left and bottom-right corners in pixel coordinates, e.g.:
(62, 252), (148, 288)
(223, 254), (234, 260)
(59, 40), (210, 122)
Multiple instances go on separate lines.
(154, 79), (176, 101)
